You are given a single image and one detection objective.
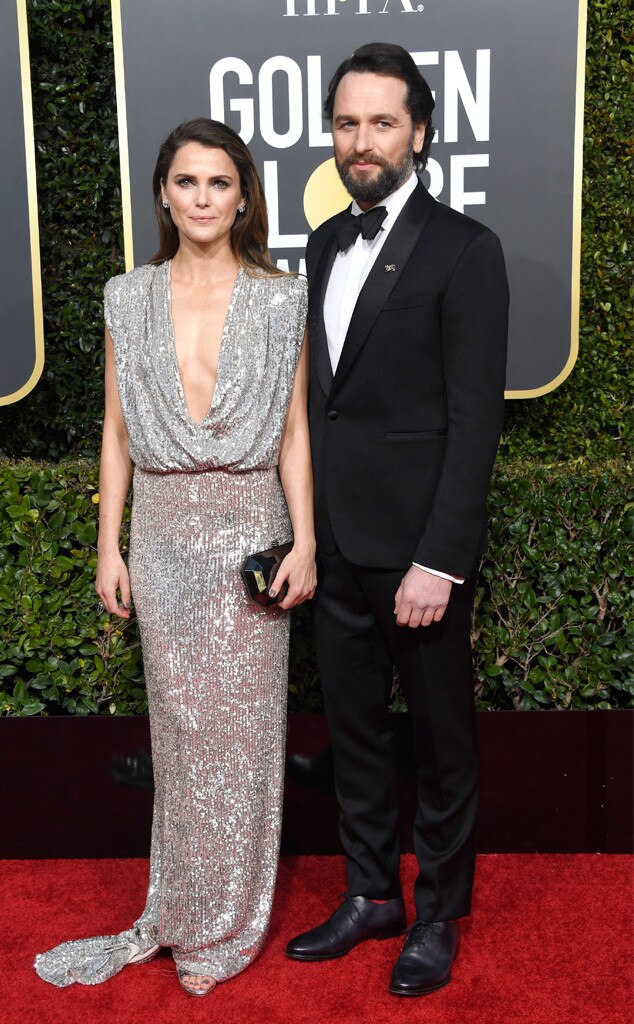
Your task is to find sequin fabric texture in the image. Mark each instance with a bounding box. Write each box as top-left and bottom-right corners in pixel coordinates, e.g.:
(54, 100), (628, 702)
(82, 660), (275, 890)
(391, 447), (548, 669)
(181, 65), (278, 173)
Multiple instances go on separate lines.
(34, 262), (307, 987)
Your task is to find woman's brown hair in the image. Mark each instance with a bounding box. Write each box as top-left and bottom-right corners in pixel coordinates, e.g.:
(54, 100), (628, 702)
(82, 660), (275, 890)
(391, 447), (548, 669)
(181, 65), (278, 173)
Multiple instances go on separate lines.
(150, 118), (282, 275)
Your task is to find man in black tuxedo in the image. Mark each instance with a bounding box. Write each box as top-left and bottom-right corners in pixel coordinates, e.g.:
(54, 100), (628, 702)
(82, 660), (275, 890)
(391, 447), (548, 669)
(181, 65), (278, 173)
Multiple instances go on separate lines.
(285, 44), (509, 996)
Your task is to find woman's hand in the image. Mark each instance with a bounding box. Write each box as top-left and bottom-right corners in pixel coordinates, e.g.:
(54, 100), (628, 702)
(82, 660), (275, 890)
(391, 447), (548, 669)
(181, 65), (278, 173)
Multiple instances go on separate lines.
(96, 549), (132, 619)
(271, 545), (317, 610)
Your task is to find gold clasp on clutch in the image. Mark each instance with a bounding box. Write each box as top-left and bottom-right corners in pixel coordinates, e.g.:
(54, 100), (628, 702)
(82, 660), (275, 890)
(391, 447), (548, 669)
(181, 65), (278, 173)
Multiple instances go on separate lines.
(254, 570), (266, 593)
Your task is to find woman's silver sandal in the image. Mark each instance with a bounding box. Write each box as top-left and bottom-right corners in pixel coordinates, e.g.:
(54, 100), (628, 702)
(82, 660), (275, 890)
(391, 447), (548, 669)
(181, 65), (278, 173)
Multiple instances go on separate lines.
(120, 938), (160, 966)
(177, 968), (217, 997)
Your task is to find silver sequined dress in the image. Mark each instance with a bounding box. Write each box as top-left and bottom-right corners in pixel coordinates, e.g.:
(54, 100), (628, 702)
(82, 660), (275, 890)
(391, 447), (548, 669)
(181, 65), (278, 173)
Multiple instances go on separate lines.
(34, 261), (307, 987)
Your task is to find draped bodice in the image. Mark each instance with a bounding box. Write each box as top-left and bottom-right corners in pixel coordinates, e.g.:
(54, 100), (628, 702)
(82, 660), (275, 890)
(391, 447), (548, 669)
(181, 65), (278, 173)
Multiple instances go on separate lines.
(104, 262), (307, 473)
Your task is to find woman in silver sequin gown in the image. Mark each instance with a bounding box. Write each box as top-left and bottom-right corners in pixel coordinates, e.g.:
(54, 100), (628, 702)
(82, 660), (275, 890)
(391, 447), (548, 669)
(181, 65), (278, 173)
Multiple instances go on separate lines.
(34, 120), (315, 997)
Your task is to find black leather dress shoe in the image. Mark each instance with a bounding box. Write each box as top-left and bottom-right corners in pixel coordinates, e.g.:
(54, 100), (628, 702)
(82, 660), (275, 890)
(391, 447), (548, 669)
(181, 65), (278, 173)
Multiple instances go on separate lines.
(389, 920), (460, 996)
(285, 748), (335, 794)
(111, 749), (154, 790)
(286, 895), (406, 961)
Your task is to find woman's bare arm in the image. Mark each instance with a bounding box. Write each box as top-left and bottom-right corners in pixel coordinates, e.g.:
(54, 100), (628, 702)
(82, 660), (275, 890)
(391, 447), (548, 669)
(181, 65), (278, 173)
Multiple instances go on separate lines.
(275, 333), (317, 609)
(95, 327), (134, 618)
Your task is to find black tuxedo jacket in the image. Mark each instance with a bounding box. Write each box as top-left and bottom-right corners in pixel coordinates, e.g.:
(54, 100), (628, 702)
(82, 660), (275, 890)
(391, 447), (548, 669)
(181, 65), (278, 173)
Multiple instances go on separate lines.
(306, 181), (509, 579)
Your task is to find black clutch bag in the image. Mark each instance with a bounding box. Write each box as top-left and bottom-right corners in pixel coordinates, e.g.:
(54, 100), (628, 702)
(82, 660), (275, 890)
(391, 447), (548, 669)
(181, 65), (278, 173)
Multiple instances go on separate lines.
(241, 541), (293, 607)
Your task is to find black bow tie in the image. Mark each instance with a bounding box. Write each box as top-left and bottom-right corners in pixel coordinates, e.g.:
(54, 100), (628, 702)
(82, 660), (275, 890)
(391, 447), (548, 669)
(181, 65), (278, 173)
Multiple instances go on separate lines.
(334, 206), (388, 251)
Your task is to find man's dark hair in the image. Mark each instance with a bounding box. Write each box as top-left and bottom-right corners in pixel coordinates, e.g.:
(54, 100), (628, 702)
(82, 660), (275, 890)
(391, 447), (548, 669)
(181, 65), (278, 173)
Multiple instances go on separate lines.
(324, 42), (436, 169)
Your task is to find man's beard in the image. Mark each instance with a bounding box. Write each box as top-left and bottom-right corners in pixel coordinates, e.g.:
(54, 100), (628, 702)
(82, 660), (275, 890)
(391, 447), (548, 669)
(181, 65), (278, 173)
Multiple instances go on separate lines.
(336, 145), (414, 205)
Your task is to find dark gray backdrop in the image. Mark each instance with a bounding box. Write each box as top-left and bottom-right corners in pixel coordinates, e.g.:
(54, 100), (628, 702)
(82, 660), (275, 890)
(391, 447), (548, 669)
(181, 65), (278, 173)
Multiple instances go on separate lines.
(0, 0), (42, 405)
(117, 0), (586, 396)
(0, 1), (586, 404)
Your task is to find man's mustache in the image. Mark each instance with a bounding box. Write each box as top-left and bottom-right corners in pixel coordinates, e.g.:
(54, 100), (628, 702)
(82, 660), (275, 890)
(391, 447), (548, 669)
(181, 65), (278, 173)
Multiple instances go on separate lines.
(338, 153), (389, 172)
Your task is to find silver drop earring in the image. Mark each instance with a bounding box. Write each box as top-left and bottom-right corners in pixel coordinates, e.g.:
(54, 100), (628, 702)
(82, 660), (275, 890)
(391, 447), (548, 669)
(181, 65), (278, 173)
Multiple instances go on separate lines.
(238, 204), (246, 214)
(162, 200), (169, 209)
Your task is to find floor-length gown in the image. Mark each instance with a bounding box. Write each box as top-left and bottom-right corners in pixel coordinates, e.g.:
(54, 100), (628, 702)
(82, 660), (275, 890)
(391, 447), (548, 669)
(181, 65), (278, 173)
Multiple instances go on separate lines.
(34, 261), (307, 986)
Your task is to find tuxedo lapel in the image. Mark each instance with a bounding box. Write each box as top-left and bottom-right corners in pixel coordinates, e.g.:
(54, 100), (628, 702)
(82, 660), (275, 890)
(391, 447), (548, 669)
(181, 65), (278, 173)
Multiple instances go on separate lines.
(309, 226), (340, 397)
(331, 183), (435, 395)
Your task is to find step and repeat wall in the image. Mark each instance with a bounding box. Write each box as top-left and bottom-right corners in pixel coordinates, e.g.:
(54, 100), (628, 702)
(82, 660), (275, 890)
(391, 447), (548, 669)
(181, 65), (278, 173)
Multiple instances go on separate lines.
(0, 0), (42, 406)
(2, 0), (587, 402)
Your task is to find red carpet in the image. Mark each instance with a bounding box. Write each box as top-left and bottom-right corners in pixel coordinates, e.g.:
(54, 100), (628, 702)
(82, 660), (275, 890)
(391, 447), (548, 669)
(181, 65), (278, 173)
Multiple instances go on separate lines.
(2, 855), (631, 1024)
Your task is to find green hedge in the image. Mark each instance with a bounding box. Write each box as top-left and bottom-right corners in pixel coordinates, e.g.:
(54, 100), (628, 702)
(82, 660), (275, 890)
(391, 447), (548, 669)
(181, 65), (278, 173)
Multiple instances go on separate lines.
(474, 462), (631, 710)
(1, 459), (630, 716)
(0, 0), (630, 461)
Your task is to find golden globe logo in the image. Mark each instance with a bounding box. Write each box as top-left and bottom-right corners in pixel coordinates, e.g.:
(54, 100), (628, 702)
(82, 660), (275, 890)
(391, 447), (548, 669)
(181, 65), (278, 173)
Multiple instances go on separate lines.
(304, 159), (351, 228)
(211, 48), (491, 270)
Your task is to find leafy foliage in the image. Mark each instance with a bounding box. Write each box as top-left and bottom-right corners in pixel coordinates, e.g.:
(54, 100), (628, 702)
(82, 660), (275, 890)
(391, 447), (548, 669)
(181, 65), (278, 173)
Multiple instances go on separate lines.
(474, 462), (632, 710)
(1, 459), (630, 716)
(0, 460), (143, 716)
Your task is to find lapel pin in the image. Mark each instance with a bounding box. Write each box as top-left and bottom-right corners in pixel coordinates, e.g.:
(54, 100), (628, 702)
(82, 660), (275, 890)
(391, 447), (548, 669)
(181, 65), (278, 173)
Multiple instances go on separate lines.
(384, 264), (396, 272)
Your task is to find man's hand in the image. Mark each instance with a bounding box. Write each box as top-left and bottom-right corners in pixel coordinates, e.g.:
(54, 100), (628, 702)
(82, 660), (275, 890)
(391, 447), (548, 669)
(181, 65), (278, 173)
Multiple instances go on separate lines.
(394, 566), (452, 628)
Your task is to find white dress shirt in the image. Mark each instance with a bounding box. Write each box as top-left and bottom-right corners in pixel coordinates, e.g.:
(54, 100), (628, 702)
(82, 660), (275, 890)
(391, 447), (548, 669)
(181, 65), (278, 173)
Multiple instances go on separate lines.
(323, 172), (463, 585)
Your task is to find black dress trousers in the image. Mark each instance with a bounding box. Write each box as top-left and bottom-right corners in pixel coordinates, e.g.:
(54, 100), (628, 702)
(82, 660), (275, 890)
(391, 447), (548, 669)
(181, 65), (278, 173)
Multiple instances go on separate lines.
(312, 548), (479, 922)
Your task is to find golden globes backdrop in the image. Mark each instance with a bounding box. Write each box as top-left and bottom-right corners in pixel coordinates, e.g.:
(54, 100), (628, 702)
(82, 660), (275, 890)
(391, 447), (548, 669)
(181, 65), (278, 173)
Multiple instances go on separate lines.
(0, 0), (42, 405)
(1, 1), (587, 403)
(113, 0), (587, 398)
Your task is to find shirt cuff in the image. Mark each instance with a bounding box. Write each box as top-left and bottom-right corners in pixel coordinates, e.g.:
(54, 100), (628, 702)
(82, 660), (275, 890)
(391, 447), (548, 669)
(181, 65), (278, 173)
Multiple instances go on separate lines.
(412, 563), (465, 584)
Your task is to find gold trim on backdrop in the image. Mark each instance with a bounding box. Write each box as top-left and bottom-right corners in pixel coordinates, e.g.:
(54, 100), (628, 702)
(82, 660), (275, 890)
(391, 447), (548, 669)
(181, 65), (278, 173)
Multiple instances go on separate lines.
(111, 0), (134, 270)
(505, 0), (586, 400)
(0, 0), (44, 406)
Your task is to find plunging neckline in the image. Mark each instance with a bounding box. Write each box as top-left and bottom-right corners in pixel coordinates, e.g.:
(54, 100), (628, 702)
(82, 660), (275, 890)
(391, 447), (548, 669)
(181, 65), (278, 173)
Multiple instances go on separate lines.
(165, 260), (242, 426)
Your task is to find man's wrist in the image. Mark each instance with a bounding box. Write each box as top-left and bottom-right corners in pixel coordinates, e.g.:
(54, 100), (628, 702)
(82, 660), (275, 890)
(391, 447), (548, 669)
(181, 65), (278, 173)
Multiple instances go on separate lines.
(412, 562), (465, 585)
